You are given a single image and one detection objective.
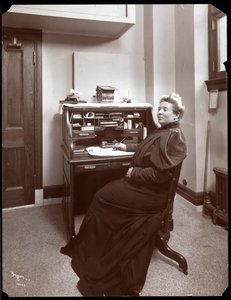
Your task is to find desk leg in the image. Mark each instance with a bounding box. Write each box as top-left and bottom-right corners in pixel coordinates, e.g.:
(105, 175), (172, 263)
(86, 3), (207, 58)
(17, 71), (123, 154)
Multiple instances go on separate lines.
(62, 158), (75, 242)
(69, 165), (75, 238)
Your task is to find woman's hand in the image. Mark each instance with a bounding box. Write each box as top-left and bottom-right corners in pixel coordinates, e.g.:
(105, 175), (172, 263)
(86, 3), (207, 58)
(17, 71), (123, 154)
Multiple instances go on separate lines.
(125, 167), (133, 178)
(113, 142), (127, 151)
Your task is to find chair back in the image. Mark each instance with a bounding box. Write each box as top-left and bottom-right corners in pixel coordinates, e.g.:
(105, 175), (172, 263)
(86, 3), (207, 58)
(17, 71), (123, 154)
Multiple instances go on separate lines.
(159, 162), (182, 241)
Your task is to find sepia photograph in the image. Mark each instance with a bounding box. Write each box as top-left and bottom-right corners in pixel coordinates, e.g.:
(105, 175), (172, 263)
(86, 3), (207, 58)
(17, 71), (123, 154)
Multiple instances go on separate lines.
(2, 1), (228, 297)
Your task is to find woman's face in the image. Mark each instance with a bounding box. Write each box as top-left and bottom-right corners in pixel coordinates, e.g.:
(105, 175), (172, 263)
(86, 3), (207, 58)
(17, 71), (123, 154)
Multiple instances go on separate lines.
(157, 101), (178, 126)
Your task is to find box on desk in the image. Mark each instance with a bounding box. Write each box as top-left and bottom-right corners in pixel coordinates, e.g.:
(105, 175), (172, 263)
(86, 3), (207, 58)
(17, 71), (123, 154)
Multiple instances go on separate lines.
(96, 85), (117, 103)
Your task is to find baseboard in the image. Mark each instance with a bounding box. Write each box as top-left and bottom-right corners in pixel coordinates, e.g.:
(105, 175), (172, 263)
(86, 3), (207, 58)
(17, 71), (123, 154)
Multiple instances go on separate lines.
(177, 183), (204, 206)
(43, 185), (64, 199)
(43, 183), (205, 207)
(4, 184), (208, 210)
(2, 184), (216, 210)
(42, 197), (62, 205)
(3, 186), (64, 210)
(3, 204), (36, 211)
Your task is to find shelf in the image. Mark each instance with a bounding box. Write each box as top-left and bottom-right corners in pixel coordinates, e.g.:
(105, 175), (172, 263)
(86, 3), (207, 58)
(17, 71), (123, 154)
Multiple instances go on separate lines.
(62, 104), (154, 159)
(2, 4), (136, 39)
(205, 77), (227, 91)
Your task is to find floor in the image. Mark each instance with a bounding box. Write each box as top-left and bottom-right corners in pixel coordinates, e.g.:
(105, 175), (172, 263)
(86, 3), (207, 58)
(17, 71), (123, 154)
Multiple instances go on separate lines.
(2, 195), (228, 297)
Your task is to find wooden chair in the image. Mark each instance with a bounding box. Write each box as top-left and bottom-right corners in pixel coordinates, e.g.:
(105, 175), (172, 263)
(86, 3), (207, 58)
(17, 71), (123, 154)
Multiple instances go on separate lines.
(156, 162), (188, 275)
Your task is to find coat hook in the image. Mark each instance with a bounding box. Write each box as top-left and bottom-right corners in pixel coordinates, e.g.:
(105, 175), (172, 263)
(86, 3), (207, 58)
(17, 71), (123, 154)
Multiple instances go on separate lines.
(7, 37), (22, 48)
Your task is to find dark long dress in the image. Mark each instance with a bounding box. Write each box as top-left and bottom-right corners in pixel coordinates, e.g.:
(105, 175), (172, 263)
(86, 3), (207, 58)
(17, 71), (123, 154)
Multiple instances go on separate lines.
(60, 122), (187, 296)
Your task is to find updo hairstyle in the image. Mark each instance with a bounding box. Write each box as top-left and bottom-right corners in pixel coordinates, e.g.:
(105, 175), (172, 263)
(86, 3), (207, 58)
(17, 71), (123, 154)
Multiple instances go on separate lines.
(159, 92), (185, 122)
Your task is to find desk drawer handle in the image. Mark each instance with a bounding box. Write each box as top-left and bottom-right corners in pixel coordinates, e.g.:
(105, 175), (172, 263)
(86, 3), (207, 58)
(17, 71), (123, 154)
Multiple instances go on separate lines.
(79, 133), (90, 136)
(129, 130), (139, 134)
(122, 162), (131, 166)
(84, 165), (96, 169)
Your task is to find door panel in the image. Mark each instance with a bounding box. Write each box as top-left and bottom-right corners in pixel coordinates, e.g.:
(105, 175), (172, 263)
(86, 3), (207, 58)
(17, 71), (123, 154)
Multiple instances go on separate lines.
(3, 128), (24, 148)
(2, 28), (41, 208)
(3, 148), (25, 205)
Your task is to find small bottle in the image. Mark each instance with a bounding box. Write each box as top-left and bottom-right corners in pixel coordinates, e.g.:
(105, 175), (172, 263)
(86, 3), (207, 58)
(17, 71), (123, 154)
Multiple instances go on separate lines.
(101, 141), (107, 148)
(127, 119), (132, 129)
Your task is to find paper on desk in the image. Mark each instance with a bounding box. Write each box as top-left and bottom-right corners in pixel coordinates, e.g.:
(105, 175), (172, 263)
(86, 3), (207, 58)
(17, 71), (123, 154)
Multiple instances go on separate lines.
(86, 146), (134, 157)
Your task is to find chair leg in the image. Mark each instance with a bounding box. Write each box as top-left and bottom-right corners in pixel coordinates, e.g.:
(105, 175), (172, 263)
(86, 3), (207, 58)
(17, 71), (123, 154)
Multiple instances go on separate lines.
(156, 234), (188, 275)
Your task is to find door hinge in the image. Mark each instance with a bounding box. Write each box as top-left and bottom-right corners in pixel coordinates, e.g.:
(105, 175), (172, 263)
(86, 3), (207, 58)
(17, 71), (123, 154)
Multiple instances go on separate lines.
(33, 51), (36, 65)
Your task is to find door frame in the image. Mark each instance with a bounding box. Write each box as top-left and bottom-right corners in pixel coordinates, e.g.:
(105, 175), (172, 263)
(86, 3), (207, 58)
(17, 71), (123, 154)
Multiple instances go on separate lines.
(3, 27), (43, 190)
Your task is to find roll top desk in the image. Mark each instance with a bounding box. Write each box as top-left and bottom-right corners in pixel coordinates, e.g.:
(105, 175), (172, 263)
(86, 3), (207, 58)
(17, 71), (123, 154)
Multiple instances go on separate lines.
(61, 103), (156, 241)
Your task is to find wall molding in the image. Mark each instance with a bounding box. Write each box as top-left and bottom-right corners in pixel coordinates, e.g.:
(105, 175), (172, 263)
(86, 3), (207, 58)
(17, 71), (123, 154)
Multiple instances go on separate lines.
(177, 183), (204, 206)
(43, 185), (64, 199)
(44, 183), (206, 207)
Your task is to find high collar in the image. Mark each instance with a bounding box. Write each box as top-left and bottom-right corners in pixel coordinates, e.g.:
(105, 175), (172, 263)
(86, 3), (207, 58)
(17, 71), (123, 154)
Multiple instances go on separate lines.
(158, 122), (180, 130)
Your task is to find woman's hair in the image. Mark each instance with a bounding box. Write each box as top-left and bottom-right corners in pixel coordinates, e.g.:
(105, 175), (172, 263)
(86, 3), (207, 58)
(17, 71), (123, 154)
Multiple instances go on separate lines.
(159, 92), (185, 121)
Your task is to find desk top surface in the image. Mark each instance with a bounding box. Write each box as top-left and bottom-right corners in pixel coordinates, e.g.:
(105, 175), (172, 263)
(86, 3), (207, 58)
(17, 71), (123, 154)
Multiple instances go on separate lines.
(62, 144), (133, 164)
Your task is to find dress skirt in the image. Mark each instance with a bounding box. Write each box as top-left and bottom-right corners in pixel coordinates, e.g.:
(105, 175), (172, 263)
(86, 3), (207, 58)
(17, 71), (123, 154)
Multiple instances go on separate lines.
(61, 177), (169, 296)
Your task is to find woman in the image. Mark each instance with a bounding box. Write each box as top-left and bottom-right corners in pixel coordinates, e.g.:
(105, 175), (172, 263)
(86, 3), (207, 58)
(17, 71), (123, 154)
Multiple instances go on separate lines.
(60, 93), (187, 296)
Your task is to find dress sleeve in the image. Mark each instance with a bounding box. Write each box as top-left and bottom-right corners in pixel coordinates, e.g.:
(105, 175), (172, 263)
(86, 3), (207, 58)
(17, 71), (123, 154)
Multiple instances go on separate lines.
(126, 143), (138, 152)
(129, 166), (173, 185)
(150, 129), (187, 170)
(128, 129), (187, 185)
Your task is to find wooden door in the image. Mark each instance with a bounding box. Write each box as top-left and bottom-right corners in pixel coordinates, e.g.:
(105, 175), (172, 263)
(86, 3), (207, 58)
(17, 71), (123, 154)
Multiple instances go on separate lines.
(2, 27), (42, 208)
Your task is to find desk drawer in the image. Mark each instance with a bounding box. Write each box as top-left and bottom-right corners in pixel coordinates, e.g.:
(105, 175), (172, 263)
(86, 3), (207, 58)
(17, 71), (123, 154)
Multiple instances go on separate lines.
(74, 161), (131, 173)
(73, 131), (96, 139)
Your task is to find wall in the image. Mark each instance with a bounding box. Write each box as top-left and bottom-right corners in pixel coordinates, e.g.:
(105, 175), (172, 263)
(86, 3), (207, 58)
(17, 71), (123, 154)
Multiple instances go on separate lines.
(175, 4), (197, 191)
(144, 5), (175, 123)
(194, 4), (210, 192)
(144, 4), (227, 198)
(42, 5), (145, 186)
(175, 4), (227, 194)
(153, 5), (176, 106)
(42, 4), (227, 198)
(143, 5), (154, 107)
(144, 4), (199, 191)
